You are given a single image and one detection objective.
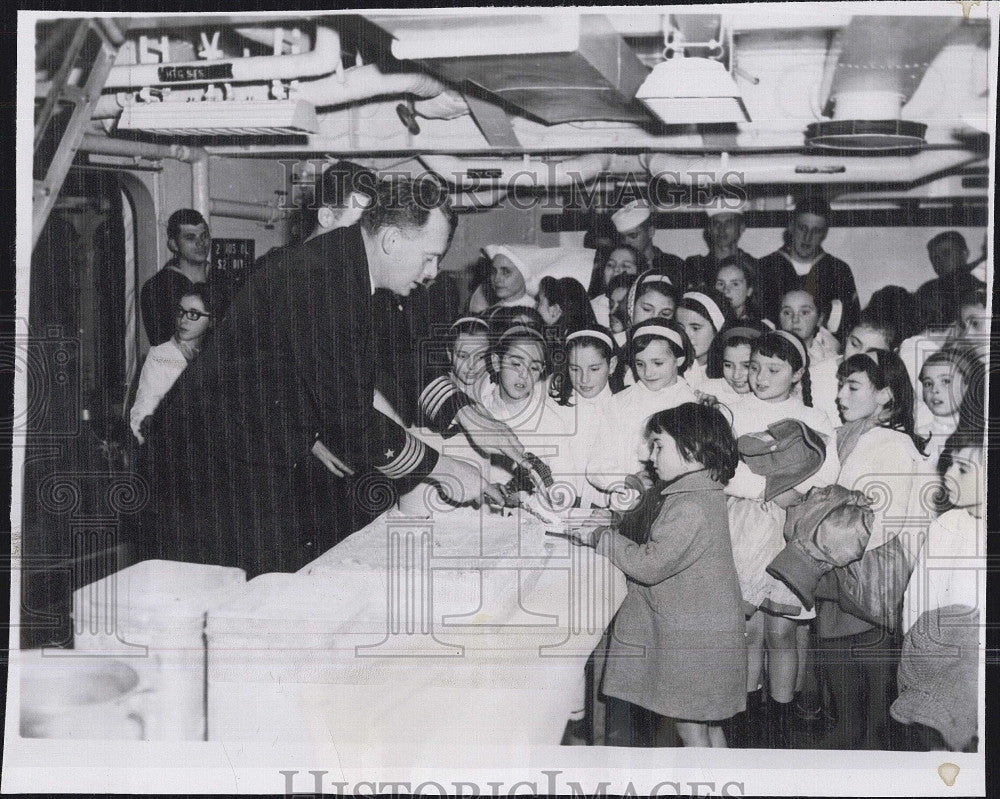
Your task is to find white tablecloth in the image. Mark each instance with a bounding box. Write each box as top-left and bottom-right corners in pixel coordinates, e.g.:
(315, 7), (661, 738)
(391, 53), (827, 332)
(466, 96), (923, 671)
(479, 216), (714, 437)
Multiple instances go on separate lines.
(204, 505), (625, 750)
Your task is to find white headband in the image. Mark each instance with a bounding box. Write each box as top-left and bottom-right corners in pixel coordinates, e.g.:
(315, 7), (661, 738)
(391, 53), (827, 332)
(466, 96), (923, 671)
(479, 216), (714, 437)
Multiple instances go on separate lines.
(640, 274), (673, 289)
(498, 324), (547, 346)
(565, 328), (615, 351)
(773, 330), (808, 365)
(683, 291), (726, 332)
(450, 316), (489, 332)
(629, 321), (686, 366)
(719, 325), (763, 343)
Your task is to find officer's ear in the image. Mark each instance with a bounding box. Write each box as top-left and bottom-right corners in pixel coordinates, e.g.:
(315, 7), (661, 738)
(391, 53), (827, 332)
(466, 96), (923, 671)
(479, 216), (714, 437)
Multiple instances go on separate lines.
(166, 235), (178, 254)
(380, 225), (403, 256)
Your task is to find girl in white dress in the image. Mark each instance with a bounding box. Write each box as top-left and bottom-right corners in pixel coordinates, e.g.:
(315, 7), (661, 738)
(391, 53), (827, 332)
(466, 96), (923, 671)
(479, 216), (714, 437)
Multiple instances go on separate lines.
(549, 325), (620, 508)
(587, 319), (696, 508)
(589, 246), (644, 328)
(724, 330), (840, 743)
(697, 322), (768, 409)
(917, 347), (982, 471)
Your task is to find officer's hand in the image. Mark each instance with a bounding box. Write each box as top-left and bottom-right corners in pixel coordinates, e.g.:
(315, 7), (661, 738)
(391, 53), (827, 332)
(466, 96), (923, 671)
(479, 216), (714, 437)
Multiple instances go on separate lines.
(427, 455), (502, 507)
(311, 438), (355, 477)
(455, 405), (527, 462)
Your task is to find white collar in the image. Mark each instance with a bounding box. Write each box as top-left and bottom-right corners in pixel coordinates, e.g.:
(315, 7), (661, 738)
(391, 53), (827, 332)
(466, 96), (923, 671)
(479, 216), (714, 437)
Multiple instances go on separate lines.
(574, 384), (613, 404)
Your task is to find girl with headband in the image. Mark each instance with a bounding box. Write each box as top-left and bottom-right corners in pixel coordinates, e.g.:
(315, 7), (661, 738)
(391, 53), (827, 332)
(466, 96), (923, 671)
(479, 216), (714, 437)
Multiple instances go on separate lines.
(697, 321), (770, 408)
(722, 329), (840, 748)
(779, 287), (842, 426)
(551, 324), (621, 509)
(628, 269), (681, 327)
(417, 315), (528, 470)
(479, 324), (575, 500)
(610, 268), (681, 387)
(677, 288), (735, 390)
(586, 319), (696, 508)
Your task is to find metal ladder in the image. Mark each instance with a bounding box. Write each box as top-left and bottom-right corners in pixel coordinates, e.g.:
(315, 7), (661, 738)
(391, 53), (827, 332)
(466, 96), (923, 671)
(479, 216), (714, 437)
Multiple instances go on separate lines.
(33, 18), (127, 248)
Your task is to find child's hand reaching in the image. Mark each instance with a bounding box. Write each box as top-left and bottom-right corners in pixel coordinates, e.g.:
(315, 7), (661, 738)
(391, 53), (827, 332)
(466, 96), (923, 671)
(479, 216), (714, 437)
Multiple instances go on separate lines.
(565, 509), (615, 548)
(609, 472), (649, 512)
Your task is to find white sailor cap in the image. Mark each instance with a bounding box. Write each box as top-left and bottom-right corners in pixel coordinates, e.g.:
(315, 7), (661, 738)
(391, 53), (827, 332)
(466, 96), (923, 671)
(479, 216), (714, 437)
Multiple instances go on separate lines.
(703, 200), (746, 218)
(611, 200), (652, 233)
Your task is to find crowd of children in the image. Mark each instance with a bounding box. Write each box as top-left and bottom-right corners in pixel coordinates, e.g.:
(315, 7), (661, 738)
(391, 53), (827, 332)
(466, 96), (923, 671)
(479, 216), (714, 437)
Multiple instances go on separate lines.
(133, 194), (988, 753)
(408, 221), (988, 754)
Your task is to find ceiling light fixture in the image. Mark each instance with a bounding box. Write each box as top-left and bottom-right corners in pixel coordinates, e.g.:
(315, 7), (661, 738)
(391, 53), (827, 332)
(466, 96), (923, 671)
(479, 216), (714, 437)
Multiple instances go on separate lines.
(636, 56), (751, 125)
(117, 98), (319, 136)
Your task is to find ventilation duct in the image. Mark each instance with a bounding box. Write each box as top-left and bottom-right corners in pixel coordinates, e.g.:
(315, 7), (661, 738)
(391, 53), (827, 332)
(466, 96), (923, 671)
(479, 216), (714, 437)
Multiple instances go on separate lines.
(386, 14), (650, 125)
(805, 16), (960, 152)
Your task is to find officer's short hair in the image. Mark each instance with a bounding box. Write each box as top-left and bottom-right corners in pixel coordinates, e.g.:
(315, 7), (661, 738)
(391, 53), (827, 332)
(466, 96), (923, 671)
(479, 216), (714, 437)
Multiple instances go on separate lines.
(361, 176), (457, 239)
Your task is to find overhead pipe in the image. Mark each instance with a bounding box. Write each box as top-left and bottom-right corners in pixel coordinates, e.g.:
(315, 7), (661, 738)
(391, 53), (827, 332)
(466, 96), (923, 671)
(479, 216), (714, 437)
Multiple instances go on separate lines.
(418, 153), (613, 188)
(79, 133), (207, 164)
(294, 66), (463, 113)
(105, 26), (342, 89)
(92, 64), (469, 121)
(210, 198), (291, 223)
(79, 134), (211, 216)
(642, 150), (983, 185)
(190, 158), (210, 220)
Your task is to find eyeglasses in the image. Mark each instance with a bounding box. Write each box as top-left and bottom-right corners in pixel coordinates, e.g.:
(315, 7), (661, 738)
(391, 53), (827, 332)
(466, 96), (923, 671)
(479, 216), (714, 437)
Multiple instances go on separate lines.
(176, 307), (211, 321)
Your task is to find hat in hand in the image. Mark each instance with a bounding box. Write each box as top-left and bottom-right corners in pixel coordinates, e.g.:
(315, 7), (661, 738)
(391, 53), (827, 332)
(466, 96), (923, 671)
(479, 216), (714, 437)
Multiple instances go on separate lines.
(738, 418), (826, 502)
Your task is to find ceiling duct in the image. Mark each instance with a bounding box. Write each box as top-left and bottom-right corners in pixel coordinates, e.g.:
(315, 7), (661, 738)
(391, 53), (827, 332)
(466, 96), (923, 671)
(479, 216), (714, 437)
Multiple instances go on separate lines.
(375, 13), (650, 125)
(805, 16), (960, 152)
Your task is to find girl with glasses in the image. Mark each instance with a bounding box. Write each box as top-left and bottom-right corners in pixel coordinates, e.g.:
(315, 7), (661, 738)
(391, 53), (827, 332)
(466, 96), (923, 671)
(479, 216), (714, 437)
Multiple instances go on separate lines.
(130, 284), (213, 444)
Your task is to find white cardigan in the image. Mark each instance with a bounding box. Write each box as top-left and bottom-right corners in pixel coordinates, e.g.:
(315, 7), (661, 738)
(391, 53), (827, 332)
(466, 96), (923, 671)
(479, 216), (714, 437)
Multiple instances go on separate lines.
(552, 384), (616, 508)
(130, 339), (189, 444)
(902, 507), (984, 635)
(837, 426), (926, 553)
(586, 379), (697, 494)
